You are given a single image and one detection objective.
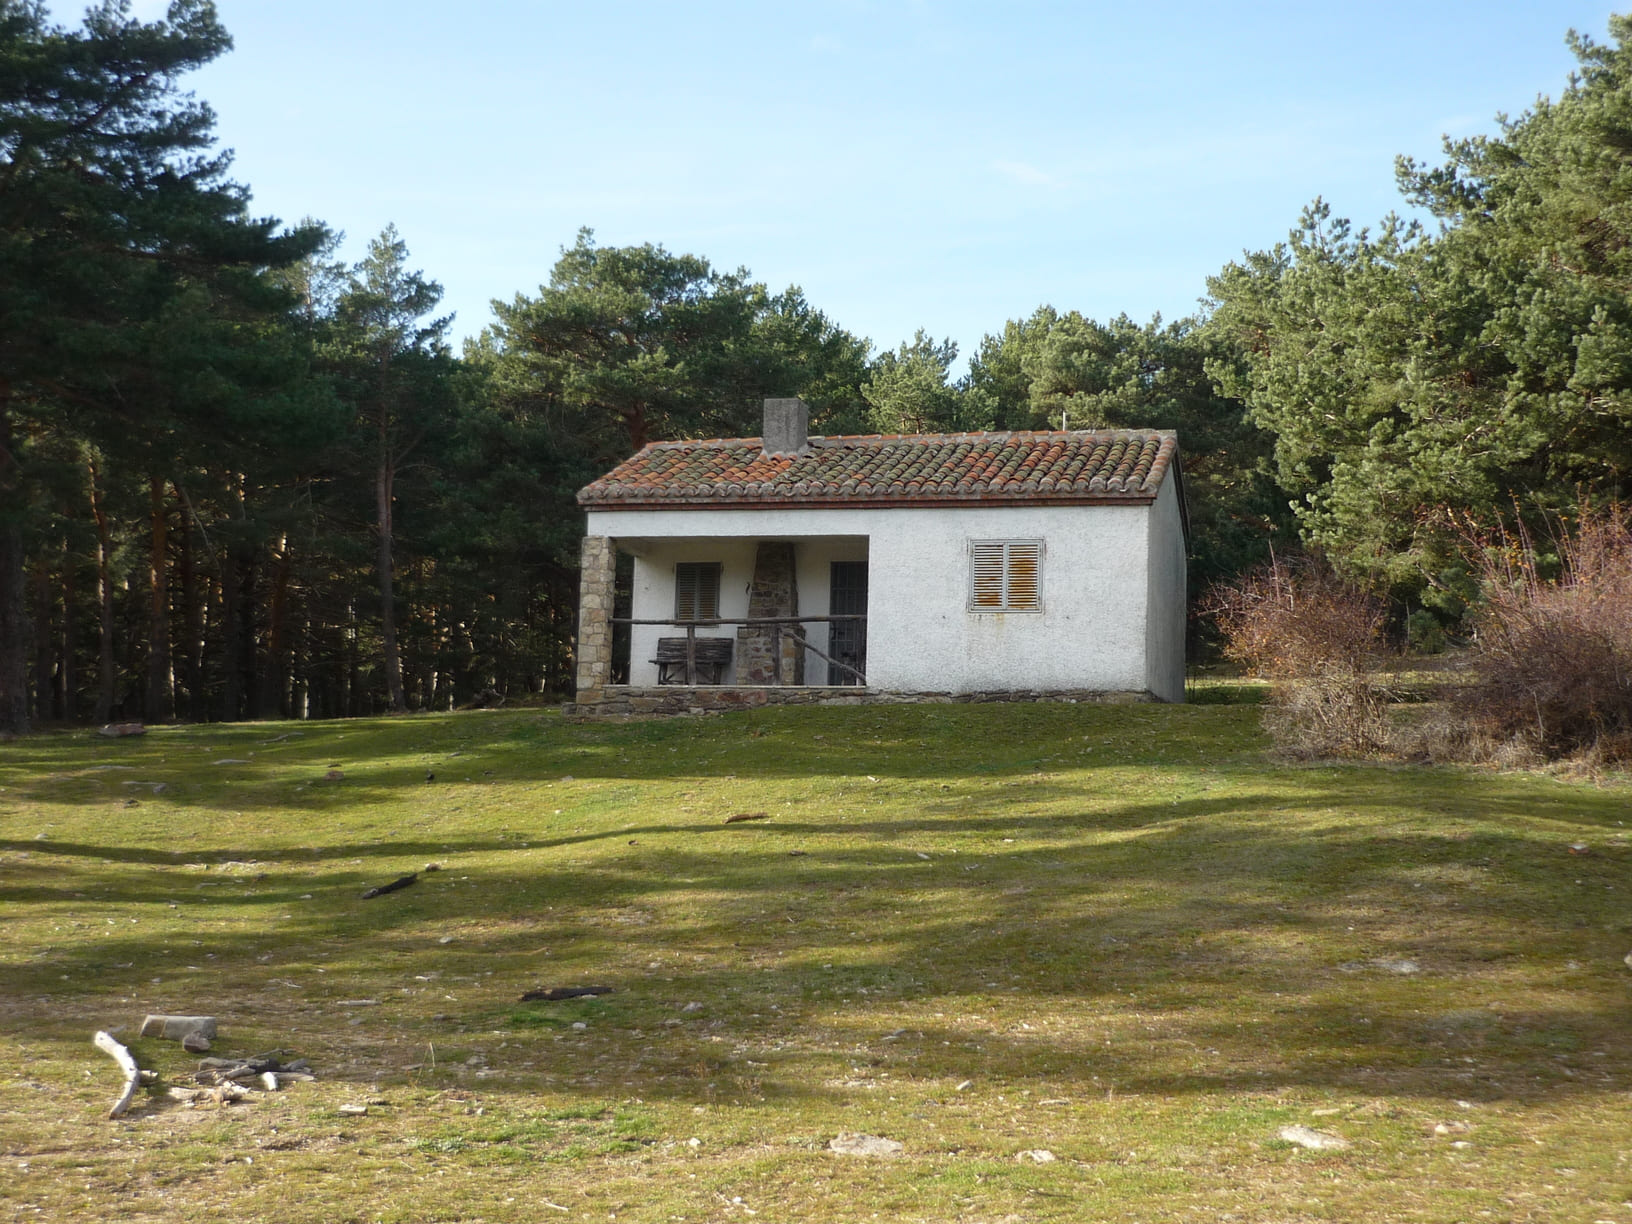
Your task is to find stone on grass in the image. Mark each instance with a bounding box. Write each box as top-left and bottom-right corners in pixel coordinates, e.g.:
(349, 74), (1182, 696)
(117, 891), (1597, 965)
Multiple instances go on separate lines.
(1372, 958), (1419, 975)
(829, 1132), (903, 1158)
(140, 1014), (217, 1042)
(1016, 1149), (1056, 1163)
(1278, 1125), (1350, 1151)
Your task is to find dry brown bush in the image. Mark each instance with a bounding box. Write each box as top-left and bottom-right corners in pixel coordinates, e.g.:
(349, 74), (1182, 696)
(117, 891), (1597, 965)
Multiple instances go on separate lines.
(1211, 558), (1391, 757)
(1451, 505), (1632, 763)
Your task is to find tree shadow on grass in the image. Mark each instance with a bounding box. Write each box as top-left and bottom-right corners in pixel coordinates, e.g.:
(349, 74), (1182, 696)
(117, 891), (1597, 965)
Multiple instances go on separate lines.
(0, 704), (1284, 813)
(6, 773), (1629, 1114)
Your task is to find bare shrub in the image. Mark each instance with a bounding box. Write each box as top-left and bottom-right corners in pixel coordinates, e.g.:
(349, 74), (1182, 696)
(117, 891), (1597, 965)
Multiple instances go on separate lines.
(1453, 504), (1632, 763)
(1211, 558), (1391, 757)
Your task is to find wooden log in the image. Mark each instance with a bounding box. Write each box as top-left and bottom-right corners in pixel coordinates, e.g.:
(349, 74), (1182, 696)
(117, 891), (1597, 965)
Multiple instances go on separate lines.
(360, 872), (418, 899)
(94, 1030), (140, 1119)
(140, 1014), (217, 1041)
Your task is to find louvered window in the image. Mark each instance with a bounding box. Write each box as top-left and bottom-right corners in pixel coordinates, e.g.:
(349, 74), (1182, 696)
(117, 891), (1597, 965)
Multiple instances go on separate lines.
(674, 562), (721, 621)
(968, 540), (1043, 612)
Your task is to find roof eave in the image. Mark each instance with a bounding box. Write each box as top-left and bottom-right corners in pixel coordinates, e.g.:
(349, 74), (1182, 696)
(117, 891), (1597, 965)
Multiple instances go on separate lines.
(580, 494), (1161, 511)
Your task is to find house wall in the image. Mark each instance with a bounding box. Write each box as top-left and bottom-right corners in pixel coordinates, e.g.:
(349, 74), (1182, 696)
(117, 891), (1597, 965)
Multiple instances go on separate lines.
(589, 501), (1179, 696)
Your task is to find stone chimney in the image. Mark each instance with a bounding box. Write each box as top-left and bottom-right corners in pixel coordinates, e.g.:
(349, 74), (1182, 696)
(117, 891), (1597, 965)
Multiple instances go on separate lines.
(761, 397), (810, 457)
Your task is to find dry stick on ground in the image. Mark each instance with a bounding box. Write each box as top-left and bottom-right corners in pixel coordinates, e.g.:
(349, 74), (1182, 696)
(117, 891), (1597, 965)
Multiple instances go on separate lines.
(724, 812), (769, 824)
(519, 986), (615, 1002)
(360, 872), (418, 899)
(93, 1031), (140, 1119)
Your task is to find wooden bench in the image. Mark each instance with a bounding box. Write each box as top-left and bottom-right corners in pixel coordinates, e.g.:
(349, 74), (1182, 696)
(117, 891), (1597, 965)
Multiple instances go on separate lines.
(653, 636), (733, 685)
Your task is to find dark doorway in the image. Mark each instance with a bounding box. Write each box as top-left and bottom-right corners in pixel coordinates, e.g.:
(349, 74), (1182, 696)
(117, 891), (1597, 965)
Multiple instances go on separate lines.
(610, 552), (634, 684)
(829, 561), (867, 685)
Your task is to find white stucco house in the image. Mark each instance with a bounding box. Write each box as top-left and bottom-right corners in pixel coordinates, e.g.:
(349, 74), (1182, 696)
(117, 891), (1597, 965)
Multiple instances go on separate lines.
(569, 399), (1188, 712)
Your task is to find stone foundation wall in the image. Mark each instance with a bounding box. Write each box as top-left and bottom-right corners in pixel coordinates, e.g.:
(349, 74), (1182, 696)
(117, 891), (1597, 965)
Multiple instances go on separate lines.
(562, 685), (1155, 718)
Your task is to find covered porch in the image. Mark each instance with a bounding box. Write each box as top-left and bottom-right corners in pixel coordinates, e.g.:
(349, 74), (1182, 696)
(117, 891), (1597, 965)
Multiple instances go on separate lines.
(574, 533), (870, 701)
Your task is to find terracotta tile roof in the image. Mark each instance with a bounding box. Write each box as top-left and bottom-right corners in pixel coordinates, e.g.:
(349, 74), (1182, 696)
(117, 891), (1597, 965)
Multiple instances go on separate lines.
(579, 429), (1180, 508)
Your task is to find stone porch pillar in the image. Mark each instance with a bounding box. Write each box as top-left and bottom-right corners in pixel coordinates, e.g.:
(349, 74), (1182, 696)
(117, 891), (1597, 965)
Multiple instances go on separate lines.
(737, 542), (804, 685)
(575, 535), (616, 700)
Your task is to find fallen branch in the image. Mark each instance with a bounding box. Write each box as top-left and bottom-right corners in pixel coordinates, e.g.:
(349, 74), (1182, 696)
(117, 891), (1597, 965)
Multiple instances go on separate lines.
(724, 812), (769, 825)
(194, 1054), (308, 1086)
(94, 1030), (140, 1119)
(360, 872), (418, 899)
(519, 985), (615, 1002)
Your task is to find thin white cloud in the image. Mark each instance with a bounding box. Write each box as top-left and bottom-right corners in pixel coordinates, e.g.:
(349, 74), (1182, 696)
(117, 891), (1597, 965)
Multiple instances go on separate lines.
(991, 159), (1057, 187)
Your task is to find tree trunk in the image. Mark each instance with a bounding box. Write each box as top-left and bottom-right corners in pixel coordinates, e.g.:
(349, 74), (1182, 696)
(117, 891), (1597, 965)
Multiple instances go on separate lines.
(377, 433), (406, 712)
(623, 402), (650, 451)
(176, 484), (206, 720)
(260, 533), (291, 718)
(0, 389), (31, 735)
(346, 599), (361, 717)
(59, 535), (76, 722)
(219, 477), (247, 721)
(31, 554), (53, 721)
(219, 555), (239, 722)
(89, 458), (116, 724)
(146, 474), (173, 722)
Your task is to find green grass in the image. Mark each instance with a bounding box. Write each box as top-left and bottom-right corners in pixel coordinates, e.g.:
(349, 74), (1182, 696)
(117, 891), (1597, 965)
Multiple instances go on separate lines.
(2, 700), (1630, 1222)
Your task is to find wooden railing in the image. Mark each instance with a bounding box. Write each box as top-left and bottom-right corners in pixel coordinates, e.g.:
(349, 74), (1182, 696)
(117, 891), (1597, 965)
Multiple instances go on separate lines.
(612, 615), (867, 686)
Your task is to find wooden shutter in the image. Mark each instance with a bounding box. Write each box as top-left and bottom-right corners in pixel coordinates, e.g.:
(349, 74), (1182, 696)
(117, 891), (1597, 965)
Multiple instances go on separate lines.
(970, 541), (1007, 609)
(1005, 541), (1042, 609)
(968, 540), (1042, 611)
(675, 562), (720, 621)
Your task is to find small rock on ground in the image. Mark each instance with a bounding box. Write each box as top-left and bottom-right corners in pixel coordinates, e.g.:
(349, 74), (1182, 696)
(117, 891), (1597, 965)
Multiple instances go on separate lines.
(829, 1132), (903, 1158)
(1278, 1125), (1350, 1151)
(1015, 1149), (1056, 1163)
(1372, 958), (1419, 974)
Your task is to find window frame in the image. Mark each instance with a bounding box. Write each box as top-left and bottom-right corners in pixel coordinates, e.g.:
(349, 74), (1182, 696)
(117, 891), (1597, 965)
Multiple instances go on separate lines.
(674, 561), (722, 622)
(967, 538), (1044, 613)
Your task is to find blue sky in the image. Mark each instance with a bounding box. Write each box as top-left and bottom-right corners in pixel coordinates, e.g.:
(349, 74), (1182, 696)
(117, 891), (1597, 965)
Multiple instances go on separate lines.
(84, 2), (1624, 364)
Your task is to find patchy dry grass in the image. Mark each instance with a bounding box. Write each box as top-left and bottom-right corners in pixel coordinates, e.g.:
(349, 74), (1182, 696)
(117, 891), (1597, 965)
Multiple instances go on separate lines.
(2, 701), (1631, 1222)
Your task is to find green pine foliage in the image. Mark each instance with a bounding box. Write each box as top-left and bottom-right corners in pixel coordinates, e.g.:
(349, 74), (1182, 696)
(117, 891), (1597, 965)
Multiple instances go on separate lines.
(13, 3), (1632, 726)
(1208, 16), (1632, 606)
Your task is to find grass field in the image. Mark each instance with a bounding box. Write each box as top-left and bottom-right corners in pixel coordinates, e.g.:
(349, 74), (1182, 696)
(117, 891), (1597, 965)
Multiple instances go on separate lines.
(1, 699), (1629, 1223)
